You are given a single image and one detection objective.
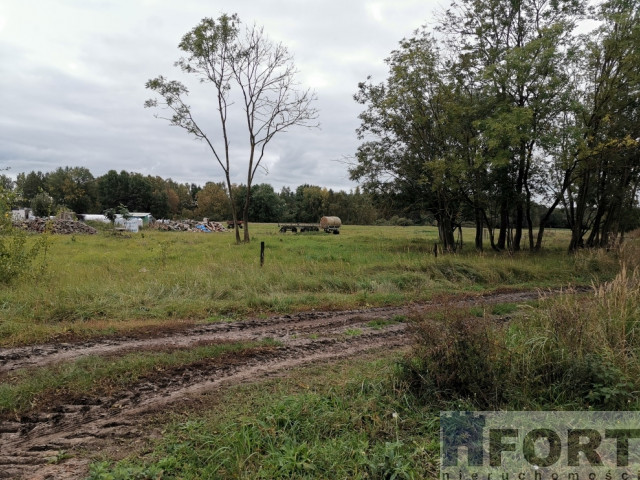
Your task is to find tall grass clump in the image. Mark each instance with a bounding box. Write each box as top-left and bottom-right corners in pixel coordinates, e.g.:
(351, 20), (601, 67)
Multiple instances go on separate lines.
(0, 190), (47, 284)
(401, 258), (640, 409)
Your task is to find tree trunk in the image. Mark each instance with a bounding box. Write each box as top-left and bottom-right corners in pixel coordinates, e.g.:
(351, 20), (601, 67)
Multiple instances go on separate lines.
(243, 143), (257, 244)
(524, 152), (534, 251)
(569, 169), (591, 252)
(497, 199), (509, 250)
(535, 163), (576, 251)
(438, 217), (456, 252)
(224, 174), (241, 244)
(475, 207), (483, 251)
(243, 187), (251, 243)
(513, 148), (527, 252)
(481, 209), (499, 251)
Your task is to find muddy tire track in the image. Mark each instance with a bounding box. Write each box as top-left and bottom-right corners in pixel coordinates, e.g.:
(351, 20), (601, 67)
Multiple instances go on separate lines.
(0, 288), (562, 374)
(0, 288), (570, 479)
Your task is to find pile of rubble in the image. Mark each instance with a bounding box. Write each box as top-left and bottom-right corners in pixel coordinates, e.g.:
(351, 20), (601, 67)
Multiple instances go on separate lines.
(152, 219), (228, 233)
(13, 218), (98, 235)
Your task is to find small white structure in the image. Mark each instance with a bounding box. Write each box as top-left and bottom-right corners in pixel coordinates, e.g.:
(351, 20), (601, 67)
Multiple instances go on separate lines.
(130, 213), (154, 226)
(80, 214), (111, 224)
(11, 208), (31, 221)
(124, 219), (140, 233)
(78, 213), (142, 232)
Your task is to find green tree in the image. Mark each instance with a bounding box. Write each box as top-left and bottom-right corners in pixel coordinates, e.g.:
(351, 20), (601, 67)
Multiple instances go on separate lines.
(194, 182), (231, 220)
(0, 174), (14, 191)
(351, 32), (462, 250)
(439, 0), (583, 251)
(567, 0), (640, 250)
(30, 192), (55, 217)
(294, 185), (328, 223)
(165, 180), (194, 217)
(97, 170), (130, 210)
(127, 173), (152, 212)
(145, 14), (318, 243)
(279, 186), (297, 222)
(45, 166), (96, 214)
(147, 176), (171, 219)
(246, 183), (284, 222)
(16, 171), (45, 205)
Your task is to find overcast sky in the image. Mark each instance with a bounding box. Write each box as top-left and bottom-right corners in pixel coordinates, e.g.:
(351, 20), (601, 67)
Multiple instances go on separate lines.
(0, 0), (442, 192)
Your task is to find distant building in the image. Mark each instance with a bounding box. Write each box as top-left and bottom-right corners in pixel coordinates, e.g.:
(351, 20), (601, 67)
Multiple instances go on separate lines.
(128, 213), (154, 226)
(11, 208), (32, 221)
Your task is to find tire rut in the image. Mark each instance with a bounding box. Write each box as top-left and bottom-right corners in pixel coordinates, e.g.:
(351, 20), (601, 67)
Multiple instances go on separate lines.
(0, 288), (561, 374)
(0, 287), (573, 479)
(0, 328), (408, 479)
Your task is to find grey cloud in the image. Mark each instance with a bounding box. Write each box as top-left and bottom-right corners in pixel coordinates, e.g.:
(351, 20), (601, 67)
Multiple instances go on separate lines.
(1, 0), (437, 191)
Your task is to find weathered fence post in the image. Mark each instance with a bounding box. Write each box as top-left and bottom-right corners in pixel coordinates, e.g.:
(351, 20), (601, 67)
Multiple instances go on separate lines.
(260, 241), (265, 267)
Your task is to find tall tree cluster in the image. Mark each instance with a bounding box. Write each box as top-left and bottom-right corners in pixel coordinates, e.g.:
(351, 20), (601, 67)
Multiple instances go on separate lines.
(12, 168), (198, 219)
(7, 167), (378, 225)
(351, 0), (640, 251)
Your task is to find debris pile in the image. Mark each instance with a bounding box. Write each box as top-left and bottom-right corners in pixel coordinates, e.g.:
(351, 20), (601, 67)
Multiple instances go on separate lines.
(13, 218), (98, 235)
(152, 219), (227, 233)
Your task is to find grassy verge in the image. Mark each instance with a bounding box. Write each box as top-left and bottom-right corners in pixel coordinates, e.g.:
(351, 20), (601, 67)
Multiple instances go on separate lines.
(87, 351), (440, 480)
(0, 225), (619, 346)
(401, 232), (640, 410)
(0, 340), (278, 418)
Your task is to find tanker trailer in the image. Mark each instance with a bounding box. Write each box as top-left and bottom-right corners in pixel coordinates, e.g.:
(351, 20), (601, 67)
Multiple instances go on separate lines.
(319, 216), (341, 234)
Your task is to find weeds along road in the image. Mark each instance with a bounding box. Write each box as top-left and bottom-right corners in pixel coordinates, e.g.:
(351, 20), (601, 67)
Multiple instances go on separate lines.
(0, 288), (568, 479)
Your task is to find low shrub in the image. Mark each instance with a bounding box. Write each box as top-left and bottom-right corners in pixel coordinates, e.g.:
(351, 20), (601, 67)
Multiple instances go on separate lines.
(402, 308), (510, 408)
(401, 263), (640, 409)
(0, 190), (47, 284)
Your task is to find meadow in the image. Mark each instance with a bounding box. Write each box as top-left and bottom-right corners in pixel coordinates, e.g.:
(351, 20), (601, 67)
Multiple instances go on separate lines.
(81, 227), (640, 480)
(0, 224), (619, 347)
(3, 223), (637, 479)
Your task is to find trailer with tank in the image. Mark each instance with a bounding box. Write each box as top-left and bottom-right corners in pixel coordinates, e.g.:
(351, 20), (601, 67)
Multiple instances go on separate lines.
(278, 216), (341, 234)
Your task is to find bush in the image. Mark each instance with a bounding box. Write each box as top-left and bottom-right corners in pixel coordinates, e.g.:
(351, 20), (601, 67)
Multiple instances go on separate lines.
(401, 262), (640, 409)
(0, 189), (46, 284)
(401, 308), (509, 408)
(30, 192), (55, 217)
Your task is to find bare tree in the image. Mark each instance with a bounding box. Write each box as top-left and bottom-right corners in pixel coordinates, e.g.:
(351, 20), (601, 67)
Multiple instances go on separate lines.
(145, 14), (318, 243)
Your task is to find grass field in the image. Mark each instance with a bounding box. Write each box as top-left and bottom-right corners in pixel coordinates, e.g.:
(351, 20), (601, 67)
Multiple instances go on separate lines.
(3, 223), (638, 479)
(0, 224), (619, 346)
(88, 351), (440, 480)
(84, 229), (640, 480)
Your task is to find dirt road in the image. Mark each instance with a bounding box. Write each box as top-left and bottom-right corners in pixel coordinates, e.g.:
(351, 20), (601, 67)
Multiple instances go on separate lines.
(0, 288), (561, 479)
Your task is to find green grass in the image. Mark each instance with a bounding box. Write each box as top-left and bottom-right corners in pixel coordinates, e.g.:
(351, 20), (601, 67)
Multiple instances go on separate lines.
(87, 352), (441, 480)
(400, 251), (640, 410)
(490, 302), (519, 315)
(77, 230), (640, 478)
(88, 244), (640, 479)
(344, 328), (363, 336)
(0, 224), (619, 346)
(367, 315), (406, 329)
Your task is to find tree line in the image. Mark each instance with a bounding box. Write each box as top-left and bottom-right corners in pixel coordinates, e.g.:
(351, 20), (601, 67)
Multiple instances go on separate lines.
(2, 165), (637, 234)
(0, 167), (379, 225)
(350, 0), (640, 251)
